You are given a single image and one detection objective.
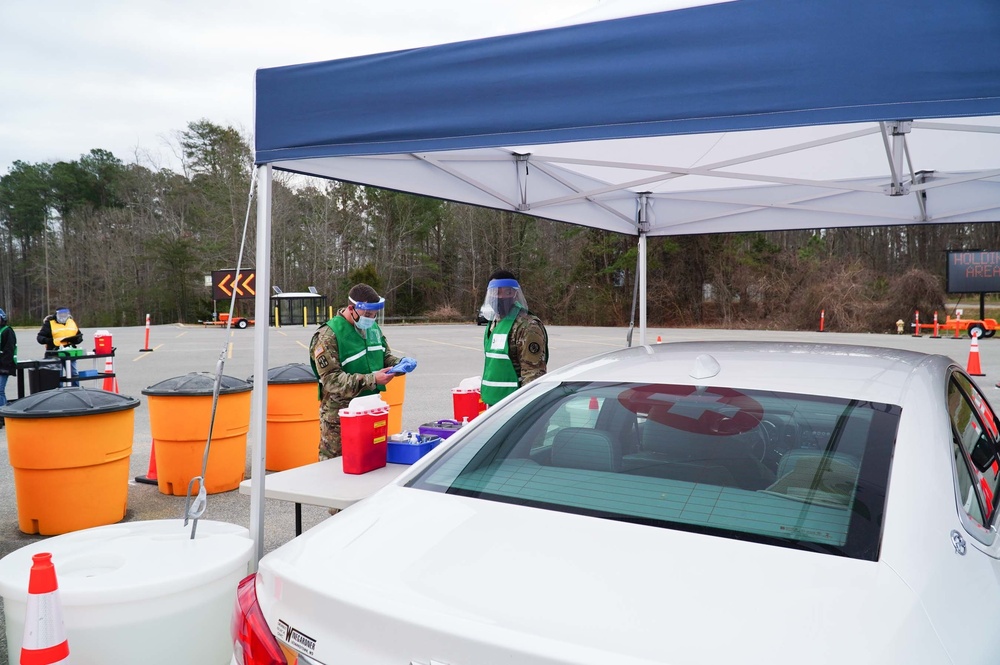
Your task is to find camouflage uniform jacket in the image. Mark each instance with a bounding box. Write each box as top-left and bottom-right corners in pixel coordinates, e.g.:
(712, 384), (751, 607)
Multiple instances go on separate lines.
(309, 310), (401, 419)
(493, 308), (549, 386)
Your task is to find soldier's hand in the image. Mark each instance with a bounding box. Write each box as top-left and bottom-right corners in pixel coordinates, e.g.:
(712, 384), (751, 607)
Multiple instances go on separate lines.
(374, 369), (396, 385)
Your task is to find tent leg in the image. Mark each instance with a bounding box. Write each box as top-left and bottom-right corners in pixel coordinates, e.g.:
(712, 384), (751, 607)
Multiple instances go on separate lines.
(250, 165), (272, 571)
(638, 232), (647, 346)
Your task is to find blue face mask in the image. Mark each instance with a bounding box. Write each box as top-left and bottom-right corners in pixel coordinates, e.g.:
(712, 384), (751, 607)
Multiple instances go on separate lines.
(355, 315), (376, 331)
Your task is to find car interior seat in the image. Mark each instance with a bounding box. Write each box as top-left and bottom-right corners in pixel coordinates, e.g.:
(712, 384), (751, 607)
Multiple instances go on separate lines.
(550, 427), (622, 472)
(766, 449), (861, 506)
(631, 405), (775, 489)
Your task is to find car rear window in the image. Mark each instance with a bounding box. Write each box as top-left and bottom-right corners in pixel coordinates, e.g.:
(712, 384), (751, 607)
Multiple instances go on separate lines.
(408, 382), (899, 561)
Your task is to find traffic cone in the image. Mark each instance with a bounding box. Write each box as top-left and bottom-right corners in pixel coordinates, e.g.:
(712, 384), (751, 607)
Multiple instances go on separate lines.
(19, 553), (70, 665)
(656, 335), (662, 343)
(135, 441), (158, 485)
(101, 357), (118, 393)
(966, 335), (985, 377)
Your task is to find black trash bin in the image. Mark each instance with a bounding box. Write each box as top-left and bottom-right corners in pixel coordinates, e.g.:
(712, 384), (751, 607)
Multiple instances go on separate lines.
(27, 365), (62, 394)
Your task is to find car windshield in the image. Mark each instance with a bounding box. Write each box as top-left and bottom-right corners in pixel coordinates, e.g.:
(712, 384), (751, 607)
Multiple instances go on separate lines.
(408, 381), (899, 561)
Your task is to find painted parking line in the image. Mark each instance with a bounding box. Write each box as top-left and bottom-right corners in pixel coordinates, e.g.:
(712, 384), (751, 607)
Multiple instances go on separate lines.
(133, 344), (163, 360)
(417, 337), (480, 352)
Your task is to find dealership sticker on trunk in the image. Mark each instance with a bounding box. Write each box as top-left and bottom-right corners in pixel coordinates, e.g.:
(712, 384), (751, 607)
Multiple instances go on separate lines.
(277, 619), (317, 656)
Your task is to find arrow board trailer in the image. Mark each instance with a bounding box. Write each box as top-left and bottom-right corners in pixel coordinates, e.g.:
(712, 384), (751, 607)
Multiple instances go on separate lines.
(203, 313), (254, 329)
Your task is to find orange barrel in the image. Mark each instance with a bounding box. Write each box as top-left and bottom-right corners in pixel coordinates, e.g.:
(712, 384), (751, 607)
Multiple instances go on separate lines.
(452, 386), (486, 422)
(247, 363), (320, 471)
(382, 373), (407, 436)
(340, 398), (389, 474)
(0, 388), (139, 535)
(142, 373), (252, 496)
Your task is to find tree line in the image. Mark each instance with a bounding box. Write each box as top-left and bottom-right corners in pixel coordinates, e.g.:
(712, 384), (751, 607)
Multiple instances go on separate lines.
(2, 120), (998, 332)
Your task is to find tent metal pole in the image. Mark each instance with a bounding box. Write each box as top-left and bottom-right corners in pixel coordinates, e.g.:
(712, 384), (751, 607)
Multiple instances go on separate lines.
(638, 193), (650, 346)
(638, 232), (647, 346)
(250, 164), (272, 571)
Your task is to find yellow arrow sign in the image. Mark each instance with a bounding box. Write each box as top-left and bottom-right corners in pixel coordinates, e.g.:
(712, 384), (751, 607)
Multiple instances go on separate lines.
(212, 270), (257, 300)
(241, 273), (256, 296)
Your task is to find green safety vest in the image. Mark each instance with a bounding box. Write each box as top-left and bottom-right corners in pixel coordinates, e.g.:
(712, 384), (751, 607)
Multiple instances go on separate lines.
(311, 315), (387, 398)
(481, 307), (521, 406)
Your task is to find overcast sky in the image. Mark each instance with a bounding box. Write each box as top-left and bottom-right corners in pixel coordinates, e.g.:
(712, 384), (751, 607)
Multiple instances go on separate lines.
(0, 0), (605, 174)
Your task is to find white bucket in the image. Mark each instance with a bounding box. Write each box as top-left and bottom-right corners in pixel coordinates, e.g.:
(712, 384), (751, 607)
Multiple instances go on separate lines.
(0, 519), (252, 665)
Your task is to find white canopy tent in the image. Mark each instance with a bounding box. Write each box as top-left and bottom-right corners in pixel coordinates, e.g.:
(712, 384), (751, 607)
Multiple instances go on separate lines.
(246, 0), (1000, 564)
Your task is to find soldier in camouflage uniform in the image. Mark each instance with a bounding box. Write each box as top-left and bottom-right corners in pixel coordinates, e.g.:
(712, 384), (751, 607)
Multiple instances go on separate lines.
(309, 284), (401, 460)
(480, 270), (549, 407)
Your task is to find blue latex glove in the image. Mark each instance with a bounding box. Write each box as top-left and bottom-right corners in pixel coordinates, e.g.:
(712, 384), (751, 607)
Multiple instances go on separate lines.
(388, 357), (417, 374)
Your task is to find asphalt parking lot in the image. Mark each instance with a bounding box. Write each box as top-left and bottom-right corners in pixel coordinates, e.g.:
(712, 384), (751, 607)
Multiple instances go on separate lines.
(0, 321), (998, 659)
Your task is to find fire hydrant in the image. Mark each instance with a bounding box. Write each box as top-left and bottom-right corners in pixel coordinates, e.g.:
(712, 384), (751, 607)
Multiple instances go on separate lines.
(895, 319), (905, 334)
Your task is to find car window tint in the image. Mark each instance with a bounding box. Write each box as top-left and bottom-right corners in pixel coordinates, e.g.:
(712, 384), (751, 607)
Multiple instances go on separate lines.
(948, 374), (1000, 523)
(954, 439), (986, 526)
(409, 381), (898, 561)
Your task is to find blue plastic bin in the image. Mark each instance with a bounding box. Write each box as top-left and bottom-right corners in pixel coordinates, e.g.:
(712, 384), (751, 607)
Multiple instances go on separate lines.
(387, 434), (442, 465)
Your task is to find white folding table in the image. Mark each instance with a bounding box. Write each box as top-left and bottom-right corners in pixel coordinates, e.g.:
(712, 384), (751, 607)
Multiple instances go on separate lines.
(239, 458), (409, 535)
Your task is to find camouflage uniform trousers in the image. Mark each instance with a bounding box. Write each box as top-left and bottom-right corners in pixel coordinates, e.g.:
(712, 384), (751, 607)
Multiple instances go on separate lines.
(319, 398), (346, 461)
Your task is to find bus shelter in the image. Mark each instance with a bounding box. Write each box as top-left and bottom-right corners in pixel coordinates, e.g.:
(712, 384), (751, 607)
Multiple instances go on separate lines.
(270, 292), (328, 327)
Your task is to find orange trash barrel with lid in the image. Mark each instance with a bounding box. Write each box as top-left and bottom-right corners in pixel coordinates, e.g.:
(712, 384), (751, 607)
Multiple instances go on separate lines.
(247, 363), (320, 471)
(142, 372), (252, 496)
(0, 387), (139, 535)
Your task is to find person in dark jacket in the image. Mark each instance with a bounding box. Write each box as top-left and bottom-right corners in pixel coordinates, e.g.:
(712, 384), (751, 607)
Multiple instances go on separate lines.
(0, 307), (16, 426)
(37, 307), (83, 350)
(37, 307), (83, 387)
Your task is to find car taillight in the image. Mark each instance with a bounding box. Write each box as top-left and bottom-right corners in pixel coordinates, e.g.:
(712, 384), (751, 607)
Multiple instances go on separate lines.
(232, 573), (287, 665)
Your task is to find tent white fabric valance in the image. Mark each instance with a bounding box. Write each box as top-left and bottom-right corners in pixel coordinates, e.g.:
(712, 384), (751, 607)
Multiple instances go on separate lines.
(245, 0), (1000, 565)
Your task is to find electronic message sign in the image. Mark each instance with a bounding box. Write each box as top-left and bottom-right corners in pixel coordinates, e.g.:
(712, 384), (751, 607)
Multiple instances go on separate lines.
(947, 251), (1000, 294)
(211, 269), (256, 300)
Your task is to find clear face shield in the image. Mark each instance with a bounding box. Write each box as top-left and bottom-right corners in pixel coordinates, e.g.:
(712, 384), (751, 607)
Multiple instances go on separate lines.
(481, 278), (528, 321)
(349, 296), (385, 330)
(55, 308), (72, 324)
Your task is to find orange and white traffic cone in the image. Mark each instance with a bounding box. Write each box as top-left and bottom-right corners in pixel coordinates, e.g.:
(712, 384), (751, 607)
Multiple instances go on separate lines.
(966, 334), (985, 377)
(135, 441), (158, 485)
(101, 357), (119, 393)
(656, 335), (662, 343)
(20, 553), (70, 665)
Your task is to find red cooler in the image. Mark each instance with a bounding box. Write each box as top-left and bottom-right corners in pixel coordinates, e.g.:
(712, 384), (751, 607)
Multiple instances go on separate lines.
(340, 402), (389, 474)
(452, 387), (486, 422)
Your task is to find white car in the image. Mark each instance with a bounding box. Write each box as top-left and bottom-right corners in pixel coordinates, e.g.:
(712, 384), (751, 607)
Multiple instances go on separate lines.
(232, 341), (1000, 665)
